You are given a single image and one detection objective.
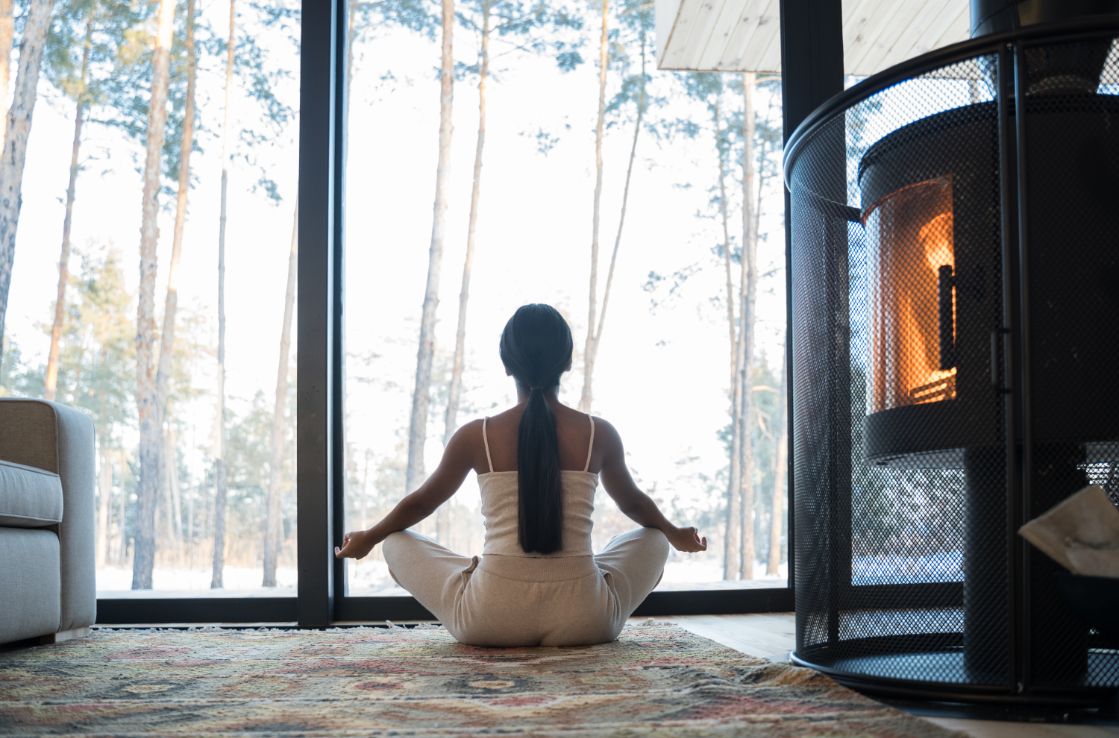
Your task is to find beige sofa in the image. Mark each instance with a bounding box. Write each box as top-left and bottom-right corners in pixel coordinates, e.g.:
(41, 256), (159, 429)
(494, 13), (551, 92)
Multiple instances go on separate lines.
(0, 398), (96, 644)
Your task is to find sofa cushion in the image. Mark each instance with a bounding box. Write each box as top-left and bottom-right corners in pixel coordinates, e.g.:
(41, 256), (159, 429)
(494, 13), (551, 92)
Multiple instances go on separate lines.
(0, 528), (61, 643)
(0, 459), (64, 528)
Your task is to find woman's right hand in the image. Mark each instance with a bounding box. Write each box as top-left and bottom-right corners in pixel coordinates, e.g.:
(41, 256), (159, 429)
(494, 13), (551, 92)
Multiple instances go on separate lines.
(667, 526), (707, 553)
(334, 529), (378, 559)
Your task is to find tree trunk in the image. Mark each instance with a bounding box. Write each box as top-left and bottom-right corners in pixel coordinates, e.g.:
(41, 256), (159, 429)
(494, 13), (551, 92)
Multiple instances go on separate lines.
(210, 0), (235, 590)
(737, 71), (759, 580)
(0, 0), (55, 367)
(405, 0), (454, 493)
(582, 27), (647, 414)
(263, 209), (297, 586)
(444, 0), (490, 446)
(154, 0), (194, 564)
(0, 0), (12, 146)
(209, 455), (227, 586)
(767, 350), (788, 577)
(45, 16), (94, 401)
(716, 90), (741, 581)
(115, 447), (127, 561)
(116, 449), (127, 562)
(165, 424), (183, 542)
(439, 0), (490, 541)
(155, 0), (195, 415)
(578, 0), (609, 413)
(157, 428), (175, 555)
(132, 0), (177, 590)
(186, 484), (194, 546)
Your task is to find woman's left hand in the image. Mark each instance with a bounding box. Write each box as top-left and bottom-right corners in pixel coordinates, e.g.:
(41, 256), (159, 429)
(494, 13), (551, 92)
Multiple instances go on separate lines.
(666, 526), (708, 553)
(334, 529), (378, 559)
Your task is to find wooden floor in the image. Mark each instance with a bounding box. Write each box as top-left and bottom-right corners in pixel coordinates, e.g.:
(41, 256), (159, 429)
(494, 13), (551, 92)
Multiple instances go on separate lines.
(647, 613), (1119, 738)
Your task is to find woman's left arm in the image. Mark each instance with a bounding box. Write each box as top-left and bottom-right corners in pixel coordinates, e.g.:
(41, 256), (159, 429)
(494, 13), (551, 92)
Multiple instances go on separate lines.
(335, 420), (480, 559)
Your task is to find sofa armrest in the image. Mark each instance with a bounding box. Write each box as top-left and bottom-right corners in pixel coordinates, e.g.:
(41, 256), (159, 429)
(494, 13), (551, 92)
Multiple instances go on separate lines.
(0, 399), (96, 630)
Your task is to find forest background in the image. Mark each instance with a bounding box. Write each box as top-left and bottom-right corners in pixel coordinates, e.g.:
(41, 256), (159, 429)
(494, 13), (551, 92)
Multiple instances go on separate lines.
(0, 0), (793, 594)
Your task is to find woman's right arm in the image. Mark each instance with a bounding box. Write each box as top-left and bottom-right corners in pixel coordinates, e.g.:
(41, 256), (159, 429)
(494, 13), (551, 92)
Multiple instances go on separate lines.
(597, 419), (707, 553)
(335, 420), (480, 559)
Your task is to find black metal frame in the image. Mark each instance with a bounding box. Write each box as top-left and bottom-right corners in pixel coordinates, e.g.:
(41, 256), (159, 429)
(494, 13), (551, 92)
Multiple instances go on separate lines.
(295, 0), (341, 629)
(97, 0), (822, 626)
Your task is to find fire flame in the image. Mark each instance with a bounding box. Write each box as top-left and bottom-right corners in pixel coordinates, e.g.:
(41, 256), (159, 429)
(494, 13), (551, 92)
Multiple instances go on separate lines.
(915, 209), (956, 404)
(869, 178), (957, 412)
(920, 211), (954, 273)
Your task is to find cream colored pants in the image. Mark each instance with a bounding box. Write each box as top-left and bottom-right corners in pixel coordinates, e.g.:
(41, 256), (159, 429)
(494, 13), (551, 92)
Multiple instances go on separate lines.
(381, 527), (670, 647)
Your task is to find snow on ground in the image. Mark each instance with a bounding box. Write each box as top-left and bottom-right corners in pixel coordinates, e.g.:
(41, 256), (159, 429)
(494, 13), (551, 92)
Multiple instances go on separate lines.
(98, 553), (961, 598)
(96, 557), (789, 597)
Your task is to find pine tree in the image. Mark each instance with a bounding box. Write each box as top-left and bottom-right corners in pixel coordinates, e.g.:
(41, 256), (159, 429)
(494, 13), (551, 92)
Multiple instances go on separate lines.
(153, 0), (197, 556)
(682, 72), (744, 578)
(210, 0), (236, 590)
(44, 14), (93, 401)
(579, 0), (654, 413)
(42, 0), (142, 399)
(263, 211), (296, 586)
(0, 0), (57, 367)
(735, 72), (758, 578)
(673, 70), (781, 580)
(132, 0), (177, 590)
(442, 0), (491, 451)
(155, 0), (197, 430)
(579, 0), (608, 412)
(405, 0), (455, 494)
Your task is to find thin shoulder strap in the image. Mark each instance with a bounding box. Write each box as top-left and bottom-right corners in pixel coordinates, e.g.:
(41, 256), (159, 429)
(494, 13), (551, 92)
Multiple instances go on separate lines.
(482, 417), (494, 473)
(583, 415), (596, 473)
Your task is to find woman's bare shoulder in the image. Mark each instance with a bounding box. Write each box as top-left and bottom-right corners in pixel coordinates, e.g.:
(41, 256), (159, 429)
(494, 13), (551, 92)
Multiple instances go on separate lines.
(590, 415), (623, 447)
(445, 419), (484, 453)
(580, 415), (624, 473)
(459, 417), (485, 433)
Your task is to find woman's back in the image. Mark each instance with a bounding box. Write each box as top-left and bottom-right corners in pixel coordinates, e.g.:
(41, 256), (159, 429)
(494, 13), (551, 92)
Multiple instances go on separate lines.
(477, 414), (597, 557)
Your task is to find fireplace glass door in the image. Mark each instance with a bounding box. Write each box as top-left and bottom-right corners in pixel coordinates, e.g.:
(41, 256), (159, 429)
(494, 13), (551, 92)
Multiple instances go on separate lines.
(866, 176), (956, 413)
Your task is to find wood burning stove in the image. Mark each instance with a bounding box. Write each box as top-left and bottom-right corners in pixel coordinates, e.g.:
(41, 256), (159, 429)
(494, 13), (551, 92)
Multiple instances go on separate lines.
(785, 3), (1119, 711)
(859, 103), (1003, 465)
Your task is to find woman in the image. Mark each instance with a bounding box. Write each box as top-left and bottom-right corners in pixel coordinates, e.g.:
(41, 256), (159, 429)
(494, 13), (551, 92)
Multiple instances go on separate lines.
(335, 303), (707, 646)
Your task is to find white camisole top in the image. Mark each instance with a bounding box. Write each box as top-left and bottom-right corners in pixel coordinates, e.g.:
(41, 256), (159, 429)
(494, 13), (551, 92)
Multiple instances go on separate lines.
(477, 415), (597, 558)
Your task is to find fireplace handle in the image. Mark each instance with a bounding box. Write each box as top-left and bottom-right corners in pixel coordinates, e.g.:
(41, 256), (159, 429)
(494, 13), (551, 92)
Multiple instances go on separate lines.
(990, 328), (1011, 393)
(938, 265), (957, 370)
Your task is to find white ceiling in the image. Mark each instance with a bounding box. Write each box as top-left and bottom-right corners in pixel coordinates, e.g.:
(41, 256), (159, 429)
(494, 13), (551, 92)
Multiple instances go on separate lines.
(655, 0), (970, 75)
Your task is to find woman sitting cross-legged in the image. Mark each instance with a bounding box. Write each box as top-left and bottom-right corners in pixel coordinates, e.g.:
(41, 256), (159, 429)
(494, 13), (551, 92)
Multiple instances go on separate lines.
(335, 303), (708, 647)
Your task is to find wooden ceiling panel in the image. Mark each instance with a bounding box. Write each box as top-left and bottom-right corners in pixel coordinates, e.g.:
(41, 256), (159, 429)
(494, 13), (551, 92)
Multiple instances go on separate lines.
(656, 0), (970, 74)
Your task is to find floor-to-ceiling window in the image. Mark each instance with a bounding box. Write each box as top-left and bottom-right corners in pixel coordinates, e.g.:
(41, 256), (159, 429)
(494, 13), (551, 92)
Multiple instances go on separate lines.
(0, 0), (300, 603)
(338, 0), (790, 603)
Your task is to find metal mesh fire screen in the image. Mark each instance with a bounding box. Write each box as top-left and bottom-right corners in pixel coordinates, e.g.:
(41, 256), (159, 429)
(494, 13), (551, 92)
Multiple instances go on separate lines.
(785, 21), (1119, 707)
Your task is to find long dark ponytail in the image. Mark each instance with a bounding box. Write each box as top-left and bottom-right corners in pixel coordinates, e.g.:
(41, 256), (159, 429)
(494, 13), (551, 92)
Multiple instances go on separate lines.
(499, 304), (573, 554)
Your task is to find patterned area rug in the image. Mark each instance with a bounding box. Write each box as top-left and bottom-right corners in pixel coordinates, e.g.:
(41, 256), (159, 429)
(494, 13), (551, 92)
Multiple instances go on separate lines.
(0, 621), (960, 736)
